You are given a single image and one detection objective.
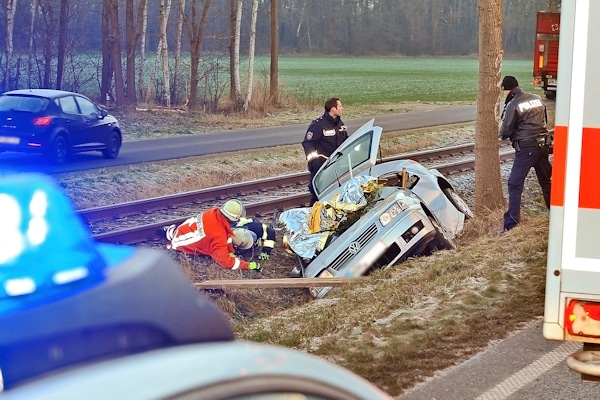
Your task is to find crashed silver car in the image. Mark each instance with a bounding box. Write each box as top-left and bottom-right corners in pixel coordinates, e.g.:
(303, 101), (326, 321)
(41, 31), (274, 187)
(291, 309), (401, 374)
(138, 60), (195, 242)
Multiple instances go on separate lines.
(279, 119), (473, 298)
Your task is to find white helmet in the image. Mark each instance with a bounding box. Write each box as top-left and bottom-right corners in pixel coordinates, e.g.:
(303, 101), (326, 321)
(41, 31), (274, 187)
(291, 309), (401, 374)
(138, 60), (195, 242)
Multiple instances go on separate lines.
(232, 228), (256, 250)
(220, 199), (245, 222)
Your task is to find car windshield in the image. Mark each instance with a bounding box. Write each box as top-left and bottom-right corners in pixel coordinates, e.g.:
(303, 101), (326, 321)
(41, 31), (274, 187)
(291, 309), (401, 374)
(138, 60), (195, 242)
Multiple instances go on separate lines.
(313, 128), (376, 195)
(0, 95), (48, 113)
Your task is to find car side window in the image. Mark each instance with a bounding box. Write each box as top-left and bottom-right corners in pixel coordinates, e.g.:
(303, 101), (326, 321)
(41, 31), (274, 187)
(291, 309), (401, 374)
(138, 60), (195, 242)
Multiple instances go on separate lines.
(58, 96), (79, 115)
(76, 96), (99, 116)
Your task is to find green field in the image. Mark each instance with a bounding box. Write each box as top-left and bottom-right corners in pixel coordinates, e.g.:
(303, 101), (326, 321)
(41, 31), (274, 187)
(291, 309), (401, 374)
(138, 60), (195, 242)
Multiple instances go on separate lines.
(252, 56), (535, 105)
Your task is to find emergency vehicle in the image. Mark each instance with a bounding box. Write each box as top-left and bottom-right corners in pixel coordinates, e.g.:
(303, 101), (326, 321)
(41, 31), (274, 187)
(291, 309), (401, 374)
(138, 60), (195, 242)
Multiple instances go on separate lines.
(533, 11), (560, 99)
(542, 0), (600, 379)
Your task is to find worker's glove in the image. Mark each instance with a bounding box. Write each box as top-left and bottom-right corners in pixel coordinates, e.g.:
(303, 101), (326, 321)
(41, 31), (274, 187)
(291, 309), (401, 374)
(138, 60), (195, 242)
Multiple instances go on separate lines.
(258, 252), (270, 261)
(248, 261), (262, 272)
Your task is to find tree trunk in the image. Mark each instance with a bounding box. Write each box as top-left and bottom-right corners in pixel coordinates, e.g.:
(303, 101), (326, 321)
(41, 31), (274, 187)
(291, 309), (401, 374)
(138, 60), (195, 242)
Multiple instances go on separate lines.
(125, 0), (147, 106)
(229, 0), (236, 103)
(474, 0), (505, 214)
(55, 0), (68, 89)
(138, 2), (148, 101)
(269, 0), (279, 104)
(109, 0), (125, 106)
(159, 0), (172, 107)
(173, 0), (186, 106)
(184, 0), (213, 111)
(4, 0), (18, 91)
(27, 0), (37, 89)
(101, 0), (113, 105)
(242, 0), (258, 112)
(231, 0), (243, 110)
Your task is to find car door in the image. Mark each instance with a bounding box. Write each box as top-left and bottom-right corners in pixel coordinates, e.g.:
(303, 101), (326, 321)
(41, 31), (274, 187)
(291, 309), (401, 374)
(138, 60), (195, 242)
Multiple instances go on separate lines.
(312, 119), (383, 201)
(74, 95), (109, 146)
(56, 95), (89, 147)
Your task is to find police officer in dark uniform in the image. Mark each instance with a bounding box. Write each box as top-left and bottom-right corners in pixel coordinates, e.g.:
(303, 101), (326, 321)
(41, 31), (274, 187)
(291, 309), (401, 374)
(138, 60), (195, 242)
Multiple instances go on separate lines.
(498, 75), (552, 232)
(302, 97), (348, 205)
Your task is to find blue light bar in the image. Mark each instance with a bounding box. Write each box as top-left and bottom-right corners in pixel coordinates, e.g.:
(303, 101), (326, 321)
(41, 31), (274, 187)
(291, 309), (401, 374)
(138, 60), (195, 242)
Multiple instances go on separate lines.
(0, 173), (133, 314)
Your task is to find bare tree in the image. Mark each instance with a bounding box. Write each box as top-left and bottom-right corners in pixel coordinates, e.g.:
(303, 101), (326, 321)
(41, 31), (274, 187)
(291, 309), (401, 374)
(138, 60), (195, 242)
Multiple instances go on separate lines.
(230, 0), (243, 110)
(101, 0), (113, 104)
(182, 0), (213, 110)
(109, 0), (125, 105)
(159, 0), (172, 106)
(27, 0), (38, 89)
(55, 0), (68, 89)
(269, 0), (279, 104)
(173, 0), (186, 105)
(137, 2), (148, 101)
(242, 0), (258, 111)
(229, 0), (236, 103)
(3, 0), (18, 90)
(474, 0), (505, 213)
(124, 0), (147, 106)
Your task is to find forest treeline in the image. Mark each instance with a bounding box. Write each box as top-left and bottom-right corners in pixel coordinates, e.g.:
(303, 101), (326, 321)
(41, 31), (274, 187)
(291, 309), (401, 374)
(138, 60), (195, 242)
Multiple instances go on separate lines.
(0, 0), (559, 109)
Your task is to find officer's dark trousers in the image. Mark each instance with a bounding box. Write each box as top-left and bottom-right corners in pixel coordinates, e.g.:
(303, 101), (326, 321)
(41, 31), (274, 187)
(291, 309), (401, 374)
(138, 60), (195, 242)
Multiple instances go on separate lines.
(307, 158), (326, 206)
(503, 144), (552, 230)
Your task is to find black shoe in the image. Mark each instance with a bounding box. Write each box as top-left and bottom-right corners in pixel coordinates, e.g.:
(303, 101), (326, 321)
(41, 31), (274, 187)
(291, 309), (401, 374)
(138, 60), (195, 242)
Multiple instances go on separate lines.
(157, 224), (176, 240)
(497, 227), (512, 235)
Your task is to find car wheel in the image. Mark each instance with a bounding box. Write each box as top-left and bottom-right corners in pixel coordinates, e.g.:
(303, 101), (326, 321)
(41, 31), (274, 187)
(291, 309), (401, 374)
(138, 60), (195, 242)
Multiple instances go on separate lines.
(443, 188), (473, 219)
(102, 131), (121, 159)
(427, 217), (455, 253)
(47, 135), (69, 164)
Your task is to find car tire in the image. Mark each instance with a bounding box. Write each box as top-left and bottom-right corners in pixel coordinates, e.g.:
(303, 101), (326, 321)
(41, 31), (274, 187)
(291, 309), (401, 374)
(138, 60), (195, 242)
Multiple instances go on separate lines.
(427, 217), (455, 253)
(442, 188), (473, 219)
(102, 131), (121, 159)
(47, 135), (69, 164)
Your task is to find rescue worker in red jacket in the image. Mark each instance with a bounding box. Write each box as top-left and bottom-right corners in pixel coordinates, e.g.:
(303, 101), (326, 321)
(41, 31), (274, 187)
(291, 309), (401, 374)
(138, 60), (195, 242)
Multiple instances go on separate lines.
(302, 97), (348, 206)
(161, 199), (262, 271)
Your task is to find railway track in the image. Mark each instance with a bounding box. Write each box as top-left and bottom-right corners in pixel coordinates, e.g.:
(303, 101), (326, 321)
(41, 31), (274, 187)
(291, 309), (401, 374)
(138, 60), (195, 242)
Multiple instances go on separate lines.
(85, 143), (516, 245)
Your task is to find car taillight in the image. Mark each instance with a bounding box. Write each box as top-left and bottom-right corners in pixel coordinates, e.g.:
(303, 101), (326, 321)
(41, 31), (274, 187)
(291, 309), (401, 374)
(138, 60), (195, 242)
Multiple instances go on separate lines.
(565, 299), (600, 338)
(33, 116), (52, 126)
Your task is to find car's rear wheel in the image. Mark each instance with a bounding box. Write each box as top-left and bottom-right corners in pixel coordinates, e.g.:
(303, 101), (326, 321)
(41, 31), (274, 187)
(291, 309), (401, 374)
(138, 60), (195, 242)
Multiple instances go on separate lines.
(47, 135), (69, 164)
(442, 188), (473, 219)
(102, 131), (121, 159)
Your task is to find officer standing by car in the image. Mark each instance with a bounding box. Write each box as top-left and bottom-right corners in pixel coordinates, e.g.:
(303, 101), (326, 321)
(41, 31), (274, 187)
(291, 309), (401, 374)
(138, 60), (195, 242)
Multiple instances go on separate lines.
(498, 75), (552, 233)
(302, 97), (348, 206)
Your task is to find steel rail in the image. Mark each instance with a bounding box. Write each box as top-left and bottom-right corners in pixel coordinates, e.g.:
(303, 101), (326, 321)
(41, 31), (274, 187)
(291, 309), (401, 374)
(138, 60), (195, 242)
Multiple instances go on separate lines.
(80, 143), (478, 222)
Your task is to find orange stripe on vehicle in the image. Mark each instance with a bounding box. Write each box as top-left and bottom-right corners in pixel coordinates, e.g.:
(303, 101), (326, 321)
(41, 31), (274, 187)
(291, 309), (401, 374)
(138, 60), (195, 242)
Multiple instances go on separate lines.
(579, 127), (600, 209)
(550, 125), (568, 207)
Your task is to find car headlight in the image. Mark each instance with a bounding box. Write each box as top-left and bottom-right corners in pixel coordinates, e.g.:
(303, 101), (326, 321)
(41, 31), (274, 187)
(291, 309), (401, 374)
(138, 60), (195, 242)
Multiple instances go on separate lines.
(379, 200), (409, 226)
(309, 269), (335, 298)
(317, 269), (334, 279)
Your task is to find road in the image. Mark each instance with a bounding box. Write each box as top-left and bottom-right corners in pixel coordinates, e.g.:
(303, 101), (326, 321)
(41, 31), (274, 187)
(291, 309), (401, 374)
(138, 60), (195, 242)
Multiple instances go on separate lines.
(401, 318), (595, 400)
(0, 104), (476, 174)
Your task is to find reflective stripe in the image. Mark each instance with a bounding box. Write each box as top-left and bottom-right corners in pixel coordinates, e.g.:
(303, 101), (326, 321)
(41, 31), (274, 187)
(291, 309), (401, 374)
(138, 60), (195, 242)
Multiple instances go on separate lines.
(261, 224), (269, 240)
(579, 127), (600, 209)
(231, 258), (241, 270)
(263, 239), (275, 249)
(171, 229), (203, 250)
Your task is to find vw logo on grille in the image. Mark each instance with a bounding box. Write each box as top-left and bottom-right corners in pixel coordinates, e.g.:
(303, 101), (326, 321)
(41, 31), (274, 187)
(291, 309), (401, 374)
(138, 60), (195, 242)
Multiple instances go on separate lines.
(348, 241), (361, 254)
